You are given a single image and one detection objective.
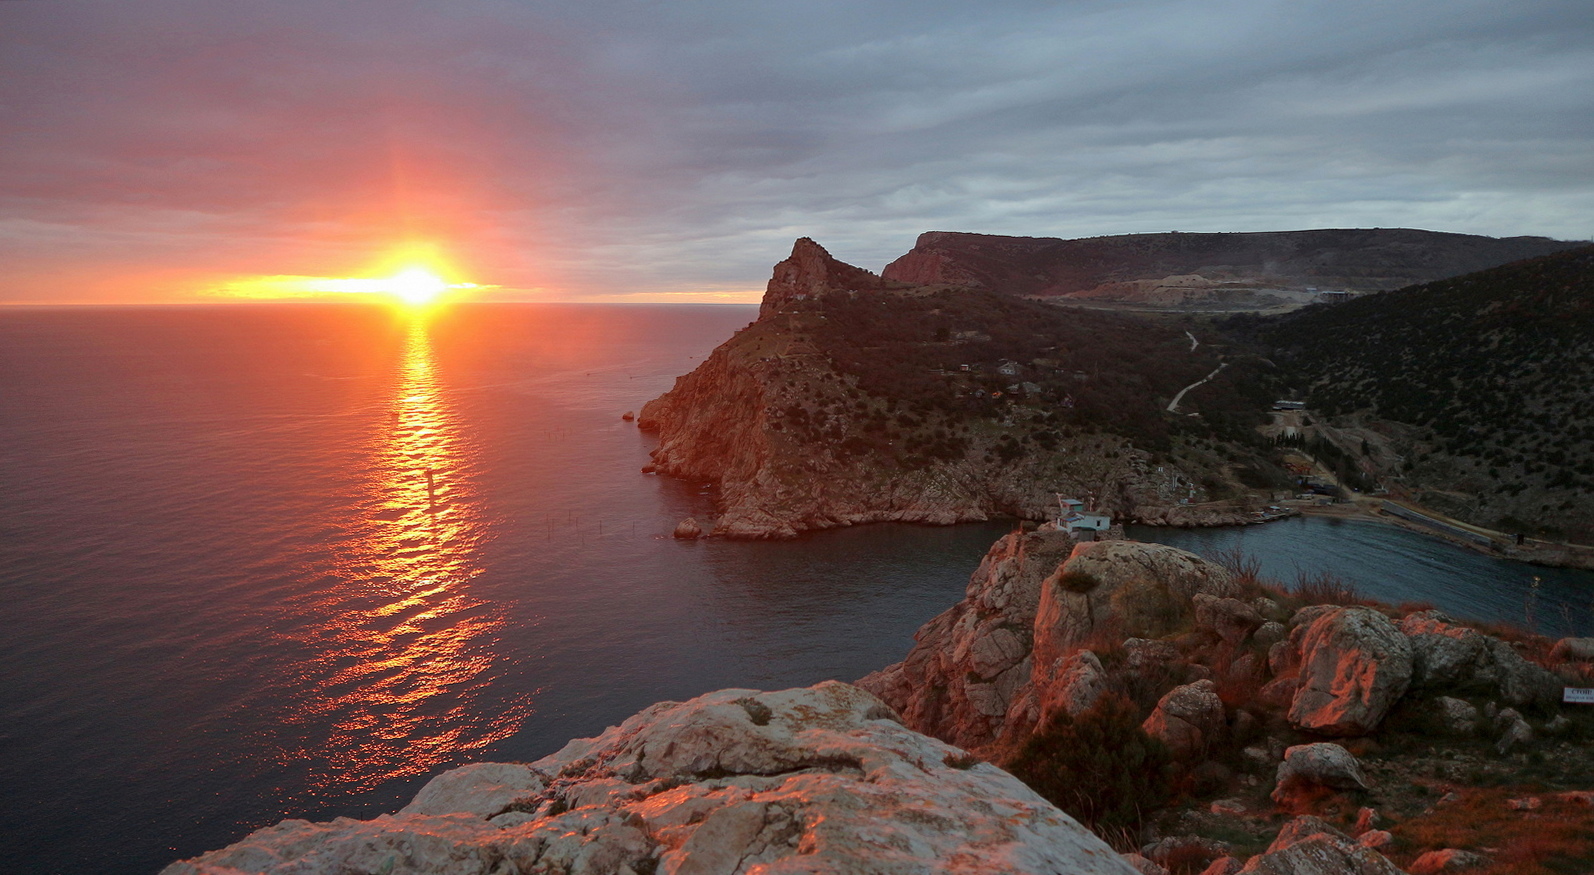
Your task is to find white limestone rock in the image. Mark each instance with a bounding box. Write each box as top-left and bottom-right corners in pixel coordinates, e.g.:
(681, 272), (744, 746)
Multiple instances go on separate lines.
(163, 682), (1137, 875)
(402, 763), (547, 818)
(1287, 607), (1412, 736)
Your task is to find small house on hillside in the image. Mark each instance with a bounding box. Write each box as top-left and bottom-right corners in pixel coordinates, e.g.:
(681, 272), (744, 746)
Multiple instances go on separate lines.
(1064, 512), (1113, 539)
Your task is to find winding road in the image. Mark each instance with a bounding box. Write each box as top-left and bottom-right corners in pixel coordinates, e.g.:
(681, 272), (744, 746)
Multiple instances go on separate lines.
(1167, 361), (1227, 414)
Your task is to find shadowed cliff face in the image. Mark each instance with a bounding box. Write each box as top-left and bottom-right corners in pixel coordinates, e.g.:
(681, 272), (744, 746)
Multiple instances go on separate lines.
(882, 229), (1581, 301)
(640, 239), (1285, 538)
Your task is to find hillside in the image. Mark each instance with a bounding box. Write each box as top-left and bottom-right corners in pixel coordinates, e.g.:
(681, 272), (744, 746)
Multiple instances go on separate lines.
(882, 229), (1580, 310)
(1251, 245), (1594, 542)
(639, 239), (1289, 538)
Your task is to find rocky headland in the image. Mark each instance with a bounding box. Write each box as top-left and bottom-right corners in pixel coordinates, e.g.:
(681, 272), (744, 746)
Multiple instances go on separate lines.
(639, 238), (1285, 539)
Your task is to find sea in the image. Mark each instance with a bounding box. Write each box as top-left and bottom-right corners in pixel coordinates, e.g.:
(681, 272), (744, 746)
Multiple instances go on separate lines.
(1, 303), (1590, 874)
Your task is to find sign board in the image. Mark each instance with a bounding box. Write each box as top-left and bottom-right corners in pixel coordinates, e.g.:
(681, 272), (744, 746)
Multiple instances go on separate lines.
(1564, 688), (1594, 704)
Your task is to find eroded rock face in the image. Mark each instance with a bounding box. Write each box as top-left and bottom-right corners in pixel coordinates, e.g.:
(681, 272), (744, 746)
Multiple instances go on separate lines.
(858, 529), (1077, 751)
(1034, 541), (1238, 664)
(163, 682), (1136, 875)
(862, 538), (1233, 753)
(1287, 607), (1412, 736)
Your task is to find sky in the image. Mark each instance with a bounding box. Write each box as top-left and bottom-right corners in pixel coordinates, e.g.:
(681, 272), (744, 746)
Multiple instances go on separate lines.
(2, 0), (1591, 304)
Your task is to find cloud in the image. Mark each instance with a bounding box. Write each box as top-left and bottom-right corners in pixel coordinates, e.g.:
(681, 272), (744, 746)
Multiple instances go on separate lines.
(1, 0), (1590, 302)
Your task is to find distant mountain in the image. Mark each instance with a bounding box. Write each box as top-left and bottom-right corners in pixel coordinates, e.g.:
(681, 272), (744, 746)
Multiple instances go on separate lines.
(882, 229), (1581, 308)
(1256, 245), (1594, 541)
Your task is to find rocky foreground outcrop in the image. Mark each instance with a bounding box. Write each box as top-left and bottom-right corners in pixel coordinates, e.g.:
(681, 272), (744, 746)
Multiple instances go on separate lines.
(163, 682), (1137, 875)
(859, 535), (1243, 752)
(860, 535), (1569, 755)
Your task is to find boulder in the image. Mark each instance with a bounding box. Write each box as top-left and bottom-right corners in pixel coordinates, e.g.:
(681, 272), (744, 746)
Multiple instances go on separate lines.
(671, 517), (703, 539)
(1036, 650), (1109, 727)
(1352, 806), (1379, 834)
(1254, 621), (1287, 649)
(1401, 611), (1561, 706)
(1124, 637), (1182, 670)
(1123, 853), (1169, 875)
(1237, 815), (1402, 875)
(1034, 541), (1237, 665)
(1551, 637), (1594, 662)
(1433, 696), (1480, 735)
(1400, 610), (1487, 686)
(401, 763), (546, 818)
(1194, 594), (1265, 646)
(163, 682), (1138, 875)
(1358, 830), (1393, 849)
(1494, 708), (1533, 755)
(1288, 607), (1412, 735)
(1408, 848), (1490, 873)
(1268, 815), (1351, 849)
(1257, 676), (1299, 711)
(1142, 835), (1234, 869)
(1271, 743), (1369, 804)
(1143, 680), (1226, 758)
(1200, 858), (1243, 875)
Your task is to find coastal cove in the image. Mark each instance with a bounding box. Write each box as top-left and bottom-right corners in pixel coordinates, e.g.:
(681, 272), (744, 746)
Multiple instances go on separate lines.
(1130, 516), (1594, 639)
(3, 303), (1591, 874)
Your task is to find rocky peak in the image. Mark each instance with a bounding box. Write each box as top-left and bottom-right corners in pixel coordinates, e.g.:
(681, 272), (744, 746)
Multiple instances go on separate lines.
(759, 237), (895, 318)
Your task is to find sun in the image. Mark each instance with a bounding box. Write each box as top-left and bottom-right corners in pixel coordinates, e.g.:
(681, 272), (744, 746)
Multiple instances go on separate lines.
(383, 268), (450, 306)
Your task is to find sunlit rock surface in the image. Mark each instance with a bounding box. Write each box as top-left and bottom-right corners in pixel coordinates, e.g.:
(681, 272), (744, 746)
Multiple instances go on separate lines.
(859, 536), (1235, 752)
(1285, 607), (1412, 736)
(163, 682), (1136, 875)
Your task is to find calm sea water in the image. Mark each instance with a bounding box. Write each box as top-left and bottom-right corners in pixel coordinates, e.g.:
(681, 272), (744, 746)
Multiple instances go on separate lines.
(2, 304), (1589, 874)
(1130, 517), (1594, 639)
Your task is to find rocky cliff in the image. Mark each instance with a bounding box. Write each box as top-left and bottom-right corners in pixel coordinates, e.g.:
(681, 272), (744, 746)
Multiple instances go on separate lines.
(640, 239), (1285, 539)
(162, 682), (1137, 875)
(882, 229), (1580, 305)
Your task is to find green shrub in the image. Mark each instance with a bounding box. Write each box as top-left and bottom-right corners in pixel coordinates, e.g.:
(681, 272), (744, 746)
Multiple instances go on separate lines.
(1004, 693), (1174, 832)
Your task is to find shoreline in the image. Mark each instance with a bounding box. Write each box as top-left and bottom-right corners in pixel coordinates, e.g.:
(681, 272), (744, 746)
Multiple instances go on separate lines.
(1294, 497), (1594, 571)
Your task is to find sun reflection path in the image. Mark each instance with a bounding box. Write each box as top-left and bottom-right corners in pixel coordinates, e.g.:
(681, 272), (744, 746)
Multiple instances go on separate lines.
(282, 315), (530, 792)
